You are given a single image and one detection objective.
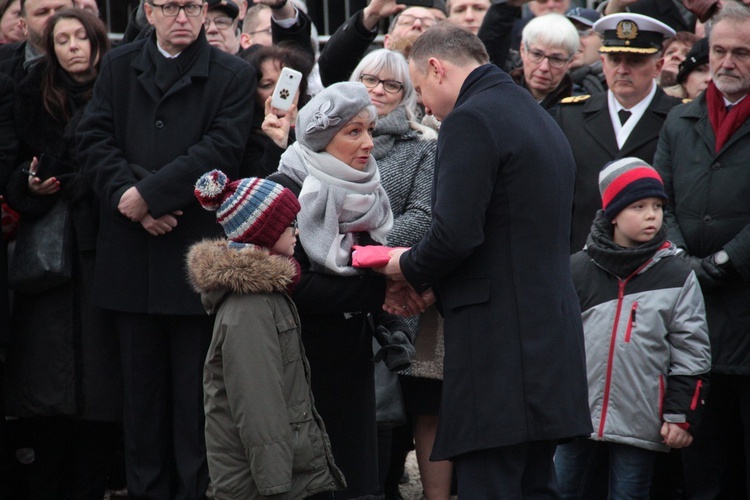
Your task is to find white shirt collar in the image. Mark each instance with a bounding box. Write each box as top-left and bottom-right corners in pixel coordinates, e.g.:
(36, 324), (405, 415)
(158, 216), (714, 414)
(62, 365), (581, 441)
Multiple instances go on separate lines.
(608, 81), (658, 149)
(156, 41), (182, 59)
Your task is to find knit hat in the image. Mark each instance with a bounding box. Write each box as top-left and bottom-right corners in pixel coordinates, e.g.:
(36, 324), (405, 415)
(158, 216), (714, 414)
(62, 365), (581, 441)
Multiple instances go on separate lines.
(194, 170), (300, 249)
(599, 158), (667, 220)
(295, 82), (374, 152)
(677, 37), (709, 85)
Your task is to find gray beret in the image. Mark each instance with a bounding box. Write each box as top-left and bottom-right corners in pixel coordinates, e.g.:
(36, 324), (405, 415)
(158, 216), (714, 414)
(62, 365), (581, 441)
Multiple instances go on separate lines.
(296, 82), (374, 152)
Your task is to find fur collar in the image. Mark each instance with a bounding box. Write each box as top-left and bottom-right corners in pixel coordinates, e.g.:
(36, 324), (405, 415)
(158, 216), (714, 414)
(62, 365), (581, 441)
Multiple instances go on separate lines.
(186, 239), (298, 296)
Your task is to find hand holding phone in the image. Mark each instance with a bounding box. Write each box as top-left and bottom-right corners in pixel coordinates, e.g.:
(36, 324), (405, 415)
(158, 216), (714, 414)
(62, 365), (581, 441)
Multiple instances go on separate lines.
(270, 67), (303, 113)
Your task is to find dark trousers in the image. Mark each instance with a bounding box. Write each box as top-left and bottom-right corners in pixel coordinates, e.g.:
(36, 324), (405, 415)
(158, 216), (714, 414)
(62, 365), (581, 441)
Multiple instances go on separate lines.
(454, 440), (560, 499)
(682, 373), (750, 499)
(115, 312), (212, 500)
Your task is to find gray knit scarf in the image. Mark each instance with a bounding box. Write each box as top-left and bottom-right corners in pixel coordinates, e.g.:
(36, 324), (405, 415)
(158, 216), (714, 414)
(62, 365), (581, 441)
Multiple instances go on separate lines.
(372, 106), (410, 161)
(278, 142), (393, 276)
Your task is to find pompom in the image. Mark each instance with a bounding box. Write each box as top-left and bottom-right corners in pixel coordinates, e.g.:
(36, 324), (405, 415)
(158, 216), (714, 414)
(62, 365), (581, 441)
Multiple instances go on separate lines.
(195, 170), (230, 211)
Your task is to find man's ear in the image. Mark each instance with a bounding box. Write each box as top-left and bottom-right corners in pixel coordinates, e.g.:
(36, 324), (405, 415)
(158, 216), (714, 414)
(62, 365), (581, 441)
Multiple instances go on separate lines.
(239, 32), (252, 49)
(428, 57), (445, 82)
(383, 33), (392, 50)
(20, 17), (28, 38)
(144, 2), (155, 25)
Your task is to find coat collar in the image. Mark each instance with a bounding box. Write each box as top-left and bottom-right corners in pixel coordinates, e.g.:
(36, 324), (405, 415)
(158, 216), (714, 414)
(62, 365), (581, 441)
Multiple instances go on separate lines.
(131, 30), (211, 101)
(580, 87), (678, 157)
(455, 64), (513, 109)
(677, 92), (750, 156)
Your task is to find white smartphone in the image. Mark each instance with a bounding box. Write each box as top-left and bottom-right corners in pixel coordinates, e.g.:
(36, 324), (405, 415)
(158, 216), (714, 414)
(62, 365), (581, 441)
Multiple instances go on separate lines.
(270, 67), (303, 112)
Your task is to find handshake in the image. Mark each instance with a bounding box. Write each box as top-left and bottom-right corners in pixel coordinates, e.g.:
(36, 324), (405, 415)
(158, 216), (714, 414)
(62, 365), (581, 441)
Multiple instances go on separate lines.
(356, 246), (435, 317)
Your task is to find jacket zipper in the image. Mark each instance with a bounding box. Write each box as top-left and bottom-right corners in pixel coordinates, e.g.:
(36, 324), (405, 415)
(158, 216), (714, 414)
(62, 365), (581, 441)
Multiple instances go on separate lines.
(598, 280), (626, 439)
(624, 302), (638, 343)
(597, 256), (656, 440)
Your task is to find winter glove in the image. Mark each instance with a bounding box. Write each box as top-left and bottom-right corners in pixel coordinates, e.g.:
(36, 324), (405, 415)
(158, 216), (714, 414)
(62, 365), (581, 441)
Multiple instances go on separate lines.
(680, 253), (722, 289)
(373, 325), (415, 372)
(701, 251), (735, 282)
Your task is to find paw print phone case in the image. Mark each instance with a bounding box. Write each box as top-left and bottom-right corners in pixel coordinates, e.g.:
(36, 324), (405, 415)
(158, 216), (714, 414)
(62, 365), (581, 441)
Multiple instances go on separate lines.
(271, 67), (303, 112)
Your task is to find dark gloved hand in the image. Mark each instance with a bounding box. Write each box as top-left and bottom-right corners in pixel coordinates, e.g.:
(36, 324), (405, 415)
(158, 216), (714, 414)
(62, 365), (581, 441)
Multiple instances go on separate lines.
(373, 326), (415, 372)
(680, 254), (722, 289)
(701, 252), (734, 282)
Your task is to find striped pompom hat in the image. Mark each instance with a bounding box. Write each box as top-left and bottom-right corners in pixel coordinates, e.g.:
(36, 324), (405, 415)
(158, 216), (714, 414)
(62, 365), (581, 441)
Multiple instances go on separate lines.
(195, 170), (300, 249)
(598, 157), (667, 220)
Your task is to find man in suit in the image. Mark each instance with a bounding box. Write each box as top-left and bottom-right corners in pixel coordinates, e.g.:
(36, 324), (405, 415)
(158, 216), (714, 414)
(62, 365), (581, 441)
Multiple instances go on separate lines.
(76, 0), (254, 497)
(654, 3), (750, 496)
(378, 22), (591, 498)
(556, 12), (681, 252)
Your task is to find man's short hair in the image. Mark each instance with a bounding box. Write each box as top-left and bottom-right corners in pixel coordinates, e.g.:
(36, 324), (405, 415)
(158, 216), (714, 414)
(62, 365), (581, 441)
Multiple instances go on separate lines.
(243, 3), (270, 34)
(408, 22), (489, 69)
(522, 13), (579, 57)
(710, 0), (750, 41)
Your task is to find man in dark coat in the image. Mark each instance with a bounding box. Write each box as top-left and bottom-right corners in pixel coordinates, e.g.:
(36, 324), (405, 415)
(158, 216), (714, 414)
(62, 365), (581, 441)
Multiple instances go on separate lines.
(556, 12), (681, 253)
(0, 0), (73, 82)
(654, 3), (750, 496)
(378, 22), (591, 497)
(76, 0), (255, 496)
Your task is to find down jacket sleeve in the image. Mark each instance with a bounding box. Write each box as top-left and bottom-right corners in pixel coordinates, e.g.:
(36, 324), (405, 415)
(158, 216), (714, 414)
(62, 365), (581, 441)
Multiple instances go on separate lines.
(662, 271), (711, 431)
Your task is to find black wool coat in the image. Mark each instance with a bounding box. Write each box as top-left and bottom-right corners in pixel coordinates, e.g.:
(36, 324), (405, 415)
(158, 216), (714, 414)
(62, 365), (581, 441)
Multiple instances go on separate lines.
(77, 32), (255, 315)
(400, 64), (592, 460)
(555, 89), (681, 253)
(3, 62), (122, 420)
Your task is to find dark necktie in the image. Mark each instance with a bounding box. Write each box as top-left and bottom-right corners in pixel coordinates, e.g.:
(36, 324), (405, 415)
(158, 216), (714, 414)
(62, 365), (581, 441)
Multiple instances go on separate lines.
(618, 109), (632, 125)
(726, 104), (734, 113)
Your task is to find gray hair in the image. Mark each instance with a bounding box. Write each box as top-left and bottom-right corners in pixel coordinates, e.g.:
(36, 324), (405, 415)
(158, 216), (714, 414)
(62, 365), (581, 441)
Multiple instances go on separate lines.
(709, 1), (750, 41)
(349, 49), (436, 140)
(409, 21), (489, 69)
(522, 13), (579, 58)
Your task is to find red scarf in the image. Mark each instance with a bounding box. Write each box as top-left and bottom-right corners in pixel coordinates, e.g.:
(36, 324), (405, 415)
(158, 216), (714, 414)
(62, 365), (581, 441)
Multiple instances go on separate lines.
(706, 81), (750, 153)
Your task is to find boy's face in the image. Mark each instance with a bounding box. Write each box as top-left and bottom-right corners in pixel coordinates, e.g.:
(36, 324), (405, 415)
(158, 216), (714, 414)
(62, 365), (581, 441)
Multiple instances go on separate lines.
(611, 197), (664, 248)
(271, 221), (298, 257)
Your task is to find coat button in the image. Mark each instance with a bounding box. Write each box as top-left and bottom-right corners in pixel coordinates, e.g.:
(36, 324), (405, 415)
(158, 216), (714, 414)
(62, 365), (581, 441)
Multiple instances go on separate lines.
(703, 215), (712, 223)
(303, 411), (308, 418)
(155, 120), (164, 128)
(711, 162), (721, 171)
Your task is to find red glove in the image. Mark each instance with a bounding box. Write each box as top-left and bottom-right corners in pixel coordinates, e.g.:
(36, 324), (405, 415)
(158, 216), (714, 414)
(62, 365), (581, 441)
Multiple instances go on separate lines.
(352, 245), (409, 268)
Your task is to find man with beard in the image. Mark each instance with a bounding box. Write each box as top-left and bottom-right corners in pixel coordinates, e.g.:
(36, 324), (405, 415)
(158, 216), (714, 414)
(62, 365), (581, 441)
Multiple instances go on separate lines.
(556, 12), (680, 253)
(0, 0), (73, 82)
(654, 3), (750, 496)
(317, 0), (446, 86)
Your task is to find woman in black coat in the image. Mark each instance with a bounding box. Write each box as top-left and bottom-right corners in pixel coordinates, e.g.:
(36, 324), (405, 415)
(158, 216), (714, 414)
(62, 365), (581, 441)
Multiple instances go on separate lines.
(269, 81), (410, 499)
(3, 9), (121, 498)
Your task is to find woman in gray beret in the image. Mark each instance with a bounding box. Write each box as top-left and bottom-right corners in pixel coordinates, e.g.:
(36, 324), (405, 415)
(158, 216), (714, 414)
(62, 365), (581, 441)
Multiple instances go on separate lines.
(269, 81), (412, 499)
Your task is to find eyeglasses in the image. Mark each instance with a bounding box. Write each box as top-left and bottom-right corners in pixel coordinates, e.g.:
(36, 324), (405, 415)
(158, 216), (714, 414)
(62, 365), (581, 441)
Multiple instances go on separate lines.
(204, 16), (234, 30)
(149, 2), (204, 17)
(359, 74), (404, 94)
(289, 219), (298, 231)
(524, 46), (571, 68)
(396, 14), (437, 28)
(576, 28), (596, 37)
(246, 27), (272, 36)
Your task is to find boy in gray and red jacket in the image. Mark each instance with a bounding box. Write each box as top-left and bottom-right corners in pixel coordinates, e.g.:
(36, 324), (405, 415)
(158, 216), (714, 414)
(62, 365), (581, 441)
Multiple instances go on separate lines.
(556, 157), (711, 498)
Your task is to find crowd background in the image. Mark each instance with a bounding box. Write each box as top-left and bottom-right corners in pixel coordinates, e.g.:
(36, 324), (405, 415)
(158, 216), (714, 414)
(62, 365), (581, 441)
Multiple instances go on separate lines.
(0, 0), (749, 498)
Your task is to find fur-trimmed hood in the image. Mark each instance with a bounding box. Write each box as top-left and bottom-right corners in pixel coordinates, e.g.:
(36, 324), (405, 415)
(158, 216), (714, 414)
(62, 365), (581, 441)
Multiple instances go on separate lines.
(186, 239), (298, 314)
